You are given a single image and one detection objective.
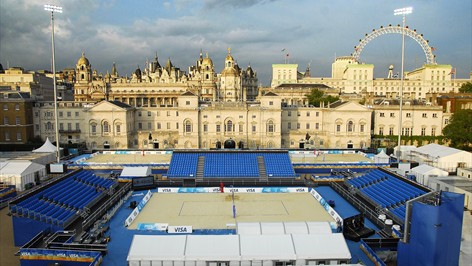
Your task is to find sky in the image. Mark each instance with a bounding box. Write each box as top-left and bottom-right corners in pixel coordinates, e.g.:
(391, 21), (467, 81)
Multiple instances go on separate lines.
(0, 0), (471, 86)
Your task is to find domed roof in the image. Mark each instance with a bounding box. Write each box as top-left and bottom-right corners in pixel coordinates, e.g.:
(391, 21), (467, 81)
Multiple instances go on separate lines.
(77, 52), (90, 66)
(202, 53), (213, 66)
(221, 67), (239, 76)
(225, 47), (234, 61)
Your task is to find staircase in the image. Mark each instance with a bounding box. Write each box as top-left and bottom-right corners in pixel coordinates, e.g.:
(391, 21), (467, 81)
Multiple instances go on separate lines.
(257, 156), (267, 181)
(196, 156), (205, 180)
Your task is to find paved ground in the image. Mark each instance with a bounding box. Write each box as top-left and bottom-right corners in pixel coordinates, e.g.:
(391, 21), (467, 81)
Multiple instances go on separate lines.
(0, 207), (19, 266)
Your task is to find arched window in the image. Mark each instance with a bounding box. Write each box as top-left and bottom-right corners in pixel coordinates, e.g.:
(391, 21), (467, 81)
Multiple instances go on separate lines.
(267, 120), (275, 133)
(226, 120), (234, 132)
(206, 74), (209, 79)
(91, 123), (97, 135)
(184, 120), (192, 133)
(103, 121), (109, 133)
(347, 121), (354, 132)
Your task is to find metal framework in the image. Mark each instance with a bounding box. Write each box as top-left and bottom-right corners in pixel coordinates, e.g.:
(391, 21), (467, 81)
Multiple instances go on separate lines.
(352, 25), (436, 65)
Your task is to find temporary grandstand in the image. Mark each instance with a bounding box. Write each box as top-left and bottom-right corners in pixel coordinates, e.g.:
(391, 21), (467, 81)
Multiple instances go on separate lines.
(2, 148), (468, 266)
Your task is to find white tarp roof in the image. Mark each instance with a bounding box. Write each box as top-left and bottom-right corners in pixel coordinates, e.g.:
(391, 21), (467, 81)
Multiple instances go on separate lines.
(237, 222), (331, 235)
(292, 233), (351, 260)
(127, 235), (186, 261)
(185, 235), (240, 261)
(121, 166), (151, 177)
(127, 233), (351, 263)
(260, 222), (286, 235)
(411, 164), (448, 176)
(240, 234), (295, 260)
(0, 160), (45, 176)
(415, 143), (468, 158)
(306, 221), (332, 234)
(32, 137), (57, 153)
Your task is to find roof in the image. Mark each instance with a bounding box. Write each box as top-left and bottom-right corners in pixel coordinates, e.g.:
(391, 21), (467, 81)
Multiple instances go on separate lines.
(108, 100), (132, 109)
(292, 233), (351, 260)
(415, 144), (469, 158)
(0, 160), (45, 176)
(275, 83), (331, 89)
(436, 177), (472, 193)
(32, 137), (57, 153)
(240, 234), (295, 260)
(411, 164), (448, 176)
(127, 235), (186, 261)
(185, 235), (240, 261)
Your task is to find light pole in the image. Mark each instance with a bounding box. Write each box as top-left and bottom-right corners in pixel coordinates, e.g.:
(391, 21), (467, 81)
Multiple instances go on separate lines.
(394, 6), (412, 161)
(44, 4), (62, 163)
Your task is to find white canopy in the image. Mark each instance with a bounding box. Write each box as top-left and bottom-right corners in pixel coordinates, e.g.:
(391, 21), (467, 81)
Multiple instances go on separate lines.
(292, 233), (351, 260)
(185, 235), (240, 261)
(374, 150), (390, 164)
(127, 235), (186, 261)
(240, 234), (296, 260)
(32, 137), (57, 153)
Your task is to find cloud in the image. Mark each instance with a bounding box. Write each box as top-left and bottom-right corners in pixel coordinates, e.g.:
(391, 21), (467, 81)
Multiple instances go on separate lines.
(203, 0), (279, 9)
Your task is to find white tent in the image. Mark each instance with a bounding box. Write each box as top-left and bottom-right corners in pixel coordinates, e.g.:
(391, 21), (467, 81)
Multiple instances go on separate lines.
(32, 137), (57, 153)
(0, 160), (46, 191)
(236, 222), (332, 235)
(410, 164), (449, 186)
(292, 233), (351, 263)
(127, 235), (186, 263)
(185, 235), (240, 261)
(374, 150), (390, 164)
(411, 144), (472, 172)
(240, 234), (296, 261)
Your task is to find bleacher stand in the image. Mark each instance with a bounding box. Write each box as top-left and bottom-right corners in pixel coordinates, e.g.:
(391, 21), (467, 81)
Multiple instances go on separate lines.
(346, 169), (427, 221)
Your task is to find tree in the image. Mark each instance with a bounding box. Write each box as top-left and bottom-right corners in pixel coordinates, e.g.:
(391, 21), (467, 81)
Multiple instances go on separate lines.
(442, 109), (472, 151)
(306, 89), (339, 107)
(459, 82), (472, 93)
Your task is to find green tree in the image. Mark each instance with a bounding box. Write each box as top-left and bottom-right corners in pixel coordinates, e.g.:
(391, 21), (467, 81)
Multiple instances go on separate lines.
(306, 89), (339, 107)
(442, 109), (472, 151)
(459, 82), (472, 93)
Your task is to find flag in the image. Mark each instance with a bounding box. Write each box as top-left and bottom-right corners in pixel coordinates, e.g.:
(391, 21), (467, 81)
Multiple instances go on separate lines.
(449, 68), (456, 75)
(431, 47), (436, 51)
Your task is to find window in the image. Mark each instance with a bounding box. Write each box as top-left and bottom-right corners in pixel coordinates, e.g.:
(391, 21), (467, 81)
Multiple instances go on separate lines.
(185, 120), (192, 133)
(16, 132), (22, 141)
(421, 127), (426, 136)
(186, 101), (190, 105)
(148, 111), (151, 116)
(91, 123), (97, 135)
(226, 120), (233, 132)
(347, 121), (354, 132)
(336, 124), (341, 132)
(75, 123), (80, 130)
(239, 124), (243, 133)
(445, 119), (449, 125)
(157, 123), (161, 129)
(75, 111), (79, 117)
(67, 123), (72, 130)
(166, 122), (170, 129)
(316, 112), (319, 117)
(15, 104), (19, 111)
(433, 113), (438, 118)
(5, 132), (10, 141)
(166, 111), (170, 116)
(116, 124), (121, 133)
(148, 122), (152, 130)
(380, 113), (385, 117)
(138, 123), (142, 130)
(103, 121), (109, 133)
(379, 127), (384, 135)
(67, 111), (71, 117)
(176, 122), (179, 129)
(2, 104), (7, 110)
(288, 111), (291, 117)
(268, 120), (275, 132)
(16, 116), (20, 125)
(389, 127), (394, 135)
(315, 123), (319, 130)
(406, 113), (411, 118)
(59, 111), (63, 117)
(203, 124), (208, 132)
(297, 111), (301, 117)
(288, 122), (291, 130)
(306, 123), (310, 130)
(360, 124), (365, 133)
(35, 112), (39, 117)
(390, 113), (395, 117)
(138, 111), (142, 117)
(252, 125), (256, 132)
(422, 113), (427, 118)
(306, 112), (310, 117)
(216, 124), (221, 132)
(431, 128), (436, 136)
(176, 111), (179, 116)
(269, 101), (273, 105)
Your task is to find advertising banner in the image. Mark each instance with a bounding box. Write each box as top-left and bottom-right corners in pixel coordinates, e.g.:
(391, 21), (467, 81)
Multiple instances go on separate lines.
(310, 188), (343, 228)
(124, 190), (153, 227)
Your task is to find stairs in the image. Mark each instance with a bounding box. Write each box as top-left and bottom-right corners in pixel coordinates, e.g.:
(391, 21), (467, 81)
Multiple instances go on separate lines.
(257, 156), (267, 180)
(196, 156), (205, 180)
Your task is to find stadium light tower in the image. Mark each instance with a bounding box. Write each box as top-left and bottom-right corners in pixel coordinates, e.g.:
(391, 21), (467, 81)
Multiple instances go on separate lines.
(44, 4), (62, 163)
(394, 6), (412, 161)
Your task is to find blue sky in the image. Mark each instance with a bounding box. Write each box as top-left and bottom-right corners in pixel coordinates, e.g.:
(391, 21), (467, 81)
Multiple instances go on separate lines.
(0, 0), (471, 85)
